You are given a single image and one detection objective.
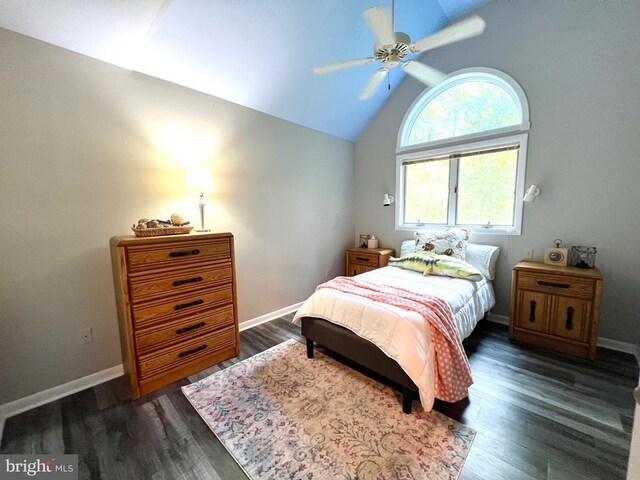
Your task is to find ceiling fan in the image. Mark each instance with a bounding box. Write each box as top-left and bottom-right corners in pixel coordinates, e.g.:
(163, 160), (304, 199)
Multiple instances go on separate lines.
(313, 3), (486, 99)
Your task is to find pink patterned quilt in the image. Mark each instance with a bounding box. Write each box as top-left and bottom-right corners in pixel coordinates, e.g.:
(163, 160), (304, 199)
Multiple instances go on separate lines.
(314, 276), (473, 404)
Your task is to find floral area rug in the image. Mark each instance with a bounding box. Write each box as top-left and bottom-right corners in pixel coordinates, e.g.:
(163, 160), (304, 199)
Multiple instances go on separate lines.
(182, 339), (475, 480)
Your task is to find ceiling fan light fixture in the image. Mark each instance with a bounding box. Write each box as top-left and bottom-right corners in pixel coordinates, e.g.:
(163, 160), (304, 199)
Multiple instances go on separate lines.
(313, 5), (485, 99)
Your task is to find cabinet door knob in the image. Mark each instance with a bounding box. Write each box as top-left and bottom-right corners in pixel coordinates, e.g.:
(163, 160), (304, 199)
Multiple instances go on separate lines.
(174, 299), (204, 310)
(173, 276), (203, 287)
(529, 300), (537, 322)
(176, 321), (206, 335)
(178, 344), (207, 358)
(565, 306), (574, 331)
(170, 249), (200, 258)
(537, 280), (569, 289)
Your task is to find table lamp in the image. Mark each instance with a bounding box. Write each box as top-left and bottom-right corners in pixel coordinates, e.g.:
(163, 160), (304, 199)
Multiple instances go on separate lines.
(186, 169), (215, 232)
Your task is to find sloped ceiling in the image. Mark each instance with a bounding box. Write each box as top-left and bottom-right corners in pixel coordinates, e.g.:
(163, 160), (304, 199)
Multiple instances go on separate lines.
(0, 0), (487, 141)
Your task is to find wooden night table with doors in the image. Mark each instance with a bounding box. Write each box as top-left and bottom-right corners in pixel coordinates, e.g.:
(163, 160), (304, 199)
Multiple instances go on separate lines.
(509, 261), (603, 359)
(345, 247), (395, 276)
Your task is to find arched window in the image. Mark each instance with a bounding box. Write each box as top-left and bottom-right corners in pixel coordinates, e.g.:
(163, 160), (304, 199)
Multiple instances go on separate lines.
(396, 68), (530, 234)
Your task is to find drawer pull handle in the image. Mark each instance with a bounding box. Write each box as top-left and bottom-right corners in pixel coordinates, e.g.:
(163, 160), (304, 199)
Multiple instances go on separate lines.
(355, 257), (370, 262)
(529, 300), (537, 322)
(537, 280), (570, 289)
(174, 299), (204, 310)
(176, 322), (206, 335)
(178, 344), (207, 358)
(173, 276), (203, 287)
(566, 307), (574, 331)
(170, 249), (200, 258)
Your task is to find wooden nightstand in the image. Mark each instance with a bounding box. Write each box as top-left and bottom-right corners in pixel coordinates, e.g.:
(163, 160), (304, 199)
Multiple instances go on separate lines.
(509, 261), (603, 359)
(346, 247), (395, 276)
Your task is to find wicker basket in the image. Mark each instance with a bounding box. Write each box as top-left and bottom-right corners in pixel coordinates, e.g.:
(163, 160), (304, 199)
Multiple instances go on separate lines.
(131, 226), (194, 237)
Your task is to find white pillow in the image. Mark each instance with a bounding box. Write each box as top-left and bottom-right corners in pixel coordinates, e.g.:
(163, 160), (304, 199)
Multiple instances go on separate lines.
(400, 239), (417, 257)
(465, 243), (500, 280)
(414, 228), (469, 260)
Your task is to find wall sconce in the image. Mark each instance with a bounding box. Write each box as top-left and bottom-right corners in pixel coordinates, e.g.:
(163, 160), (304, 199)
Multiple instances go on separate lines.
(523, 185), (541, 202)
(383, 194), (395, 206)
(186, 169), (215, 232)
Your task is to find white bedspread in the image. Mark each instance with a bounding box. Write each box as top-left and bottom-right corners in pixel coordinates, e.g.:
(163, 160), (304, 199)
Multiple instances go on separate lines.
(293, 266), (495, 410)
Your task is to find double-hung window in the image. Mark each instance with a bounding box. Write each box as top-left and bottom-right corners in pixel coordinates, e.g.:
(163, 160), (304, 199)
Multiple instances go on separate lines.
(396, 68), (530, 235)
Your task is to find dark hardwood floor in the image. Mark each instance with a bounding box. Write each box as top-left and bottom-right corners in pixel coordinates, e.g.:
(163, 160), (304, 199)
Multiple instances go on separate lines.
(1, 316), (637, 479)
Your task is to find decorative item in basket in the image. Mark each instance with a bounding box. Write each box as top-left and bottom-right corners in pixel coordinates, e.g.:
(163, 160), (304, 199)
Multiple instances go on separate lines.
(132, 213), (193, 237)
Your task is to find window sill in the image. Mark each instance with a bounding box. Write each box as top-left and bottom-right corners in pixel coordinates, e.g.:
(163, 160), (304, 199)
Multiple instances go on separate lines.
(395, 224), (522, 236)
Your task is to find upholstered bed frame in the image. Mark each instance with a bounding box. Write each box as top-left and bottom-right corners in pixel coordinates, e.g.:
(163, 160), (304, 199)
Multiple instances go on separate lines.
(299, 241), (498, 414)
(301, 317), (418, 413)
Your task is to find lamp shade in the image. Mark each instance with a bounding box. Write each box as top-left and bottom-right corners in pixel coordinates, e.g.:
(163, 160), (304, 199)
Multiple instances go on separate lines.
(523, 185), (541, 202)
(186, 169), (215, 194)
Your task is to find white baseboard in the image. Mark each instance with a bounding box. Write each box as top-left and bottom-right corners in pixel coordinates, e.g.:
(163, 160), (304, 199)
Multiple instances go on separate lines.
(486, 313), (509, 325)
(238, 301), (303, 332)
(597, 337), (638, 355)
(485, 313), (637, 355)
(0, 364), (124, 446)
(0, 302), (305, 443)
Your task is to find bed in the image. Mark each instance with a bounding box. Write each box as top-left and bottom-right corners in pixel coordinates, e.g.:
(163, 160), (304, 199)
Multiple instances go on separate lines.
(293, 239), (499, 414)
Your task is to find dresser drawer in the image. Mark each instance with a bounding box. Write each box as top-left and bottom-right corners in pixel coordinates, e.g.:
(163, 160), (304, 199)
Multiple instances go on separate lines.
(135, 305), (234, 354)
(128, 262), (232, 304)
(132, 285), (233, 329)
(347, 251), (380, 267)
(126, 238), (231, 273)
(137, 325), (236, 380)
(517, 272), (594, 299)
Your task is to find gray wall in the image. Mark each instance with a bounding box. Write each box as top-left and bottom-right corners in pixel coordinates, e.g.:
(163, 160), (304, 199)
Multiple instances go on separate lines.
(0, 28), (354, 405)
(355, 0), (640, 344)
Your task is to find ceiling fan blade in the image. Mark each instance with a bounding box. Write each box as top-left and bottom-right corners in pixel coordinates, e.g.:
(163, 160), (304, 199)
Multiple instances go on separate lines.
(313, 57), (375, 74)
(364, 6), (396, 46)
(401, 61), (446, 87)
(359, 68), (388, 100)
(410, 15), (485, 53)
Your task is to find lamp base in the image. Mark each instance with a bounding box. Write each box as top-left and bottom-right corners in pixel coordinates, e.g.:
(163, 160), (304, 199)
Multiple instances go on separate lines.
(195, 229), (211, 233)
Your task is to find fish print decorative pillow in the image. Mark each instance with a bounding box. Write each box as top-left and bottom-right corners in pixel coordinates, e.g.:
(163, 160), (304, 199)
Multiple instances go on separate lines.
(389, 251), (483, 282)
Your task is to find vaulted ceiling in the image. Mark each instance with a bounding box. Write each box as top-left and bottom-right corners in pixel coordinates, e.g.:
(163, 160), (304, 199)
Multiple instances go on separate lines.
(0, 0), (487, 141)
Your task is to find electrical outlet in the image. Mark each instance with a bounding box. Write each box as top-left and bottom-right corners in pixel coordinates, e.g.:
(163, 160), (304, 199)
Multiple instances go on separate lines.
(79, 327), (93, 344)
(524, 248), (534, 260)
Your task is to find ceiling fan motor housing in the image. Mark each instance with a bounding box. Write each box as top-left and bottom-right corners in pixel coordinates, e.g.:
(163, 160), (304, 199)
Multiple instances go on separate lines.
(374, 32), (411, 67)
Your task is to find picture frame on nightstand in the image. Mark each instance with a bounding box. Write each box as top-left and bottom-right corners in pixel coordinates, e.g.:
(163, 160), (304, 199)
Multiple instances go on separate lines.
(358, 234), (371, 248)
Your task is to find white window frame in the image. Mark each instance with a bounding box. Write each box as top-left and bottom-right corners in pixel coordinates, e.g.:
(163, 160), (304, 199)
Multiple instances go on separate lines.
(395, 67), (531, 235)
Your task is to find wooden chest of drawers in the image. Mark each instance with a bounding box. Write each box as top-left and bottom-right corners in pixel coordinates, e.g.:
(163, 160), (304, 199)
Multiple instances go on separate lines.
(346, 247), (395, 276)
(509, 261), (603, 359)
(110, 232), (239, 398)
